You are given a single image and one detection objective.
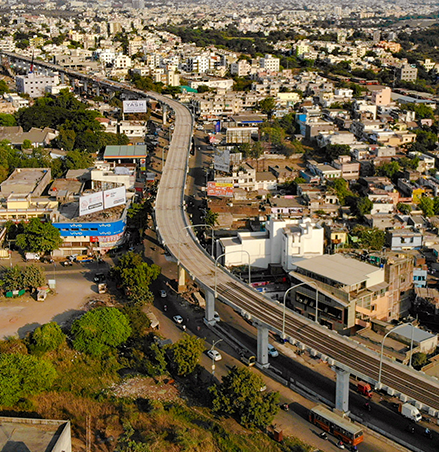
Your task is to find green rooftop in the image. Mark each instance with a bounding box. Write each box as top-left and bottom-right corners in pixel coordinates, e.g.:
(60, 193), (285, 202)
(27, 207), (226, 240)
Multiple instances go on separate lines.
(104, 145), (148, 159)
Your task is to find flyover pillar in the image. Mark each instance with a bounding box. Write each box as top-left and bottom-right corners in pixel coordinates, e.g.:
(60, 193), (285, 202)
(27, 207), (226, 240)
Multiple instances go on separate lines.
(162, 105), (167, 125)
(95, 85), (100, 97)
(60, 72), (65, 84)
(335, 368), (350, 412)
(204, 290), (215, 325)
(178, 265), (186, 292)
(256, 323), (270, 368)
(83, 80), (88, 93)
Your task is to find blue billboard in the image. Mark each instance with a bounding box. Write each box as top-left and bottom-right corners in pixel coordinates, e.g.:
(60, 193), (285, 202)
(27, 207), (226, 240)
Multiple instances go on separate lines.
(53, 218), (127, 237)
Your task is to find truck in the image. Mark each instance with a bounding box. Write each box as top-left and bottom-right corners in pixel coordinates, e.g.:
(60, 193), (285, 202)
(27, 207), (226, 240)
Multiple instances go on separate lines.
(239, 349), (256, 367)
(25, 252), (40, 261)
(399, 403), (422, 422)
(357, 381), (373, 398)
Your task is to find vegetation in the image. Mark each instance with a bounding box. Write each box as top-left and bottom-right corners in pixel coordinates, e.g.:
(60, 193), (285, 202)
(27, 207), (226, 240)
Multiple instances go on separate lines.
(1, 264), (46, 292)
(350, 225), (386, 251)
(205, 209), (219, 227)
(412, 352), (428, 369)
(210, 366), (280, 429)
(15, 218), (63, 254)
(71, 307), (132, 356)
(110, 252), (161, 305)
(169, 334), (205, 377)
(28, 322), (66, 354)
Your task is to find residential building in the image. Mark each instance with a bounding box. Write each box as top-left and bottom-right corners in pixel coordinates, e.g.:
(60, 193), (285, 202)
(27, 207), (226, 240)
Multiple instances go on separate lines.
(16, 72), (59, 98)
(371, 87), (392, 106)
(396, 64), (418, 82)
(386, 229), (423, 251)
(259, 54), (280, 72)
(0, 168), (52, 197)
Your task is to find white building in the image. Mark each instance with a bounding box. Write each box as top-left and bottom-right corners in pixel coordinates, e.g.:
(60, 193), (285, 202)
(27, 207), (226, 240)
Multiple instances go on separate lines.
(259, 54), (280, 72)
(16, 72), (59, 98)
(113, 54), (132, 69)
(187, 56), (210, 73)
(218, 218), (324, 272)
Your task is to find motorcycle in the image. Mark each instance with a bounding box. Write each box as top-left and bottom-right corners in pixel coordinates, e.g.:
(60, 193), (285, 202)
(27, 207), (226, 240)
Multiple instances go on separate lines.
(319, 431), (328, 440)
(424, 428), (433, 439)
(336, 440), (345, 449)
(280, 403), (289, 411)
(406, 424), (415, 434)
(364, 402), (371, 412)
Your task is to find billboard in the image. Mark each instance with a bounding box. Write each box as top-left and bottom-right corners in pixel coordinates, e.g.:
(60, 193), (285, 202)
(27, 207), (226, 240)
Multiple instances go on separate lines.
(79, 192), (104, 216)
(215, 120), (221, 133)
(104, 186), (126, 209)
(214, 149), (230, 173)
(207, 182), (233, 198)
(123, 99), (147, 113)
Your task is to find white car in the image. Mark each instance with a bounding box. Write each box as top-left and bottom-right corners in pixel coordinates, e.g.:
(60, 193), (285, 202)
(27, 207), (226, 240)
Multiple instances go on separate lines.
(160, 290), (167, 298)
(268, 344), (279, 358)
(207, 349), (222, 361)
(173, 315), (184, 324)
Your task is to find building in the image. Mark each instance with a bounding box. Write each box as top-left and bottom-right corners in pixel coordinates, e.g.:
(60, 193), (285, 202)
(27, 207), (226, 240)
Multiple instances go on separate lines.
(103, 145), (148, 165)
(371, 87), (392, 106)
(396, 64), (418, 82)
(16, 72), (59, 98)
(259, 54), (280, 72)
(386, 229), (423, 251)
(288, 254), (390, 333)
(0, 417), (71, 452)
(217, 218), (323, 272)
(0, 168), (52, 197)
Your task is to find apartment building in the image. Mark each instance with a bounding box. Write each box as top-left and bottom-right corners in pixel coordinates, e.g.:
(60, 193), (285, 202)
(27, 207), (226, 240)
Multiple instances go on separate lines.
(259, 54), (280, 72)
(16, 72), (59, 98)
(396, 64), (418, 82)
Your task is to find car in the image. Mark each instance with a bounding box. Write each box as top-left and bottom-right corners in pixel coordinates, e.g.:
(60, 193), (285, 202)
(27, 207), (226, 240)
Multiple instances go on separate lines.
(61, 260), (73, 267)
(93, 272), (105, 283)
(213, 311), (220, 322)
(268, 344), (279, 358)
(160, 290), (167, 298)
(173, 315), (184, 324)
(207, 349), (222, 361)
(76, 255), (94, 263)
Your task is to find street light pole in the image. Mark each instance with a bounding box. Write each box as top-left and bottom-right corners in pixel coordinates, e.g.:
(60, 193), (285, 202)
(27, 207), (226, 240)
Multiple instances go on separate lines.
(378, 322), (415, 387)
(215, 250), (251, 299)
(282, 281), (319, 339)
(211, 338), (223, 379)
(180, 224), (215, 260)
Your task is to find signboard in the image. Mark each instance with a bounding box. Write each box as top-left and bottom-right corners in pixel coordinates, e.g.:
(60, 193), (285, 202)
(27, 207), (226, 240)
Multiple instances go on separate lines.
(123, 99), (147, 113)
(215, 120), (221, 133)
(79, 192), (104, 216)
(207, 182), (233, 198)
(214, 149), (230, 173)
(104, 186), (126, 209)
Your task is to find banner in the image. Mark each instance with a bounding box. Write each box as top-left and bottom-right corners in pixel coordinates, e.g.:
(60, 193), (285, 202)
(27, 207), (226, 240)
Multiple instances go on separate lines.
(123, 99), (147, 113)
(104, 186), (126, 209)
(207, 182), (233, 198)
(215, 120), (221, 133)
(214, 149), (230, 172)
(79, 192), (104, 216)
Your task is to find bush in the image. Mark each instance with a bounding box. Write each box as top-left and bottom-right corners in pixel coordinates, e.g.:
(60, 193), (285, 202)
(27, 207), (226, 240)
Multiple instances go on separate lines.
(71, 307), (131, 357)
(29, 322), (66, 354)
(0, 353), (57, 406)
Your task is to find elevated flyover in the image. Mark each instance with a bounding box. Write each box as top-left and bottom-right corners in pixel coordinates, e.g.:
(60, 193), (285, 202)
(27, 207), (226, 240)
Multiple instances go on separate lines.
(3, 50), (439, 415)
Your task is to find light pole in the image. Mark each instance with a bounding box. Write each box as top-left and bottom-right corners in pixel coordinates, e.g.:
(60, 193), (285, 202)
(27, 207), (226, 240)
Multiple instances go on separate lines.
(282, 281), (319, 339)
(211, 338), (223, 378)
(214, 250), (251, 298)
(180, 224), (215, 261)
(378, 322), (416, 388)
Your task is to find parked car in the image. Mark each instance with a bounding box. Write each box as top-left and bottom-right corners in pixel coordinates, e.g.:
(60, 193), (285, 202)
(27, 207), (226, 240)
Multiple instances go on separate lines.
(61, 261), (73, 267)
(268, 344), (279, 358)
(207, 349), (222, 361)
(93, 272), (105, 283)
(173, 315), (184, 324)
(76, 255), (94, 263)
(160, 290), (167, 298)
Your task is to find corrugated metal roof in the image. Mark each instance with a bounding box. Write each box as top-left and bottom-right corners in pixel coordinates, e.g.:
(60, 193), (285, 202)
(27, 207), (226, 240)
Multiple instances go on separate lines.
(294, 254), (382, 286)
(104, 145), (147, 159)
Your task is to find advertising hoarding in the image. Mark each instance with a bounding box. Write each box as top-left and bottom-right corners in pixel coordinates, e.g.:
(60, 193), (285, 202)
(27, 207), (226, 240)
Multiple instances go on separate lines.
(123, 99), (147, 113)
(207, 182), (233, 198)
(214, 149), (231, 173)
(104, 186), (126, 209)
(79, 192), (104, 216)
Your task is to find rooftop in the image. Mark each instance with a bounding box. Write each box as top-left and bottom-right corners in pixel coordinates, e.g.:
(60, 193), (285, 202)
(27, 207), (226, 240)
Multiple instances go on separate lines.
(104, 145), (147, 159)
(294, 254), (382, 287)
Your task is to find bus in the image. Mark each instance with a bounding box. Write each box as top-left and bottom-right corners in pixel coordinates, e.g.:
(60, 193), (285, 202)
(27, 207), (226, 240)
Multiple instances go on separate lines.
(309, 405), (364, 447)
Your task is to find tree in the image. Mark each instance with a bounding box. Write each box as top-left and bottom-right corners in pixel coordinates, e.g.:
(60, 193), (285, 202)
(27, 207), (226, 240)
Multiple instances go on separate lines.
(209, 366), (280, 429)
(0, 353), (57, 406)
(29, 322), (66, 354)
(127, 201), (152, 233)
(332, 178), (353, 206)
(376, 161), (400, 179)
(205, 209), (219, 227)
(412, 352), (428, 370)
(397, 203), (412, 215)
(351, 225), (385, 251)
(0, 80), (9, 95)
(324, 144), (351, 161)
(169, 333), (205, 377)
(419, 196), (434, 217)
(64, 149), (94, 169)
(111, 252), (160, 305)
(2, 265), (24, 291)
(22, 264), (46, 292)
(0, 113), (16, 126)
(71, 307), (132, 356)
(16, 218), (63, 254)
(349, 197), (373, 219)
(259, 97), (277, 120)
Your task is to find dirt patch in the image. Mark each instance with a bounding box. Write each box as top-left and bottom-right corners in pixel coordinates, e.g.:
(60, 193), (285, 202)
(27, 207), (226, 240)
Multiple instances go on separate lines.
(111, 376), (180, 403)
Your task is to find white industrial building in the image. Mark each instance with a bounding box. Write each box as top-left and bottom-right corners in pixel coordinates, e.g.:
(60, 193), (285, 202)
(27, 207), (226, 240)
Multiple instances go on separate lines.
(16, 72), (60, 98)
(217, 218), (323, 271)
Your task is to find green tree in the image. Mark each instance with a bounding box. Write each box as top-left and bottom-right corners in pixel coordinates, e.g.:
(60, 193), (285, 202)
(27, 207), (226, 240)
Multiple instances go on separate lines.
(259, 97), (277, 120)
(209, 366), (280, 429)
(0, 113), (16, 126)
(22, 264), (46, 292)
(0, 353), (57, 406)
(324, 144), (351, 161)
(351, 225), (385, 250)
(64, 149), (94, 169)
(71, 307), (132, 357)
(2, 265), (24, 291)
(0, 80), (9, 95)
(419, 196), (434, 217)
(250, 141), (264, 159)
(349, 197), (373, 219)
(127, 201), (152, 233)
(205, 209), (219, 227)
(412, 352), (428, 369)
(397, 203), (412, 215)
(29, 322), (66, 354)
(332, 178), (353, 205)
(16, 218), (63, 253)
(169, 333), (205, 377)
(376, 161), (400, 179)
(111, 252), (160, 305)
(57, 128), (76, 152)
